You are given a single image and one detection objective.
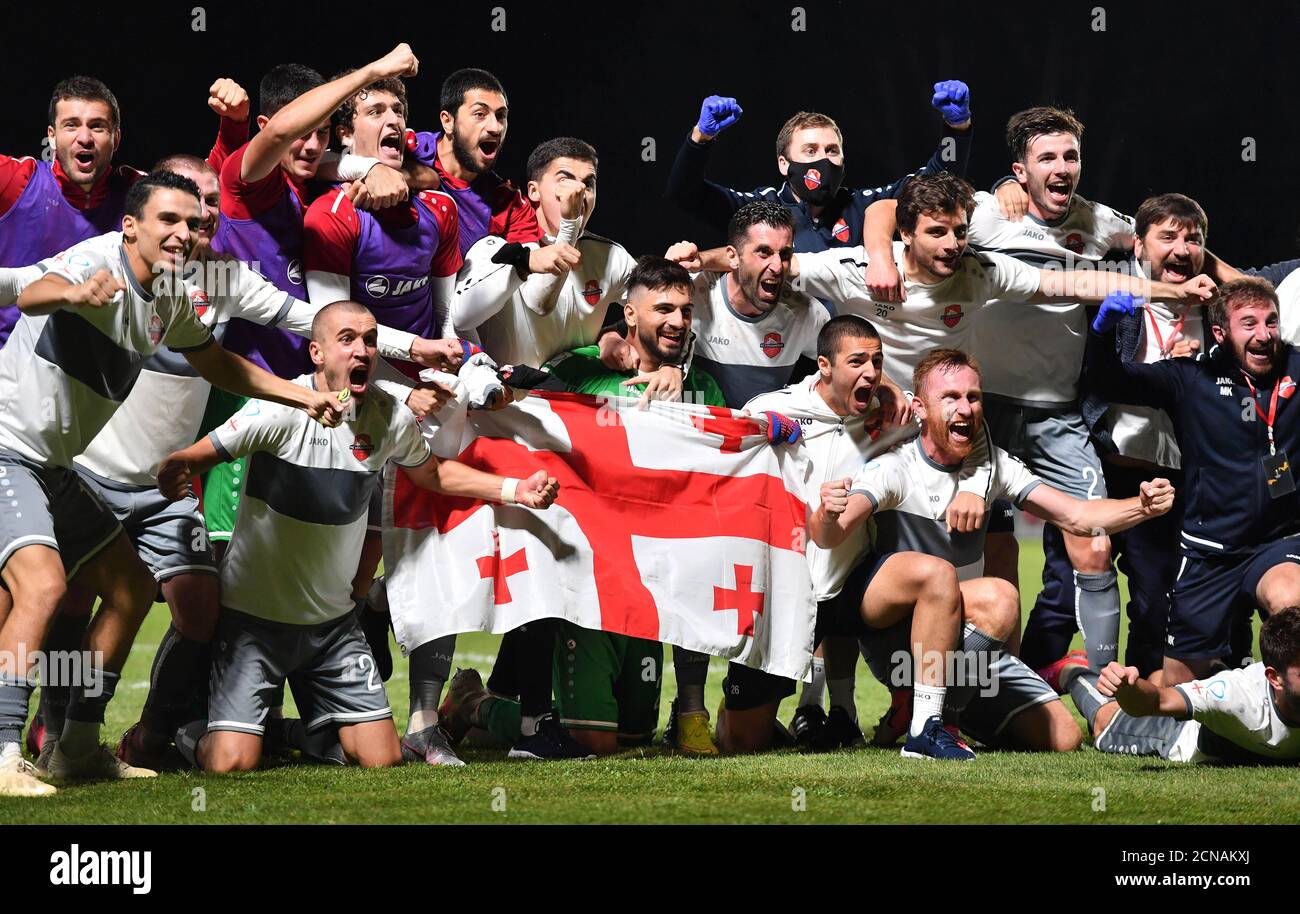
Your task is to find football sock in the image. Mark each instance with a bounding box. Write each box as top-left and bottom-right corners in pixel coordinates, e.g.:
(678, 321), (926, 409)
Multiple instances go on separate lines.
(1074, 569), (1120, 672)
(911, 684), (946, 737)
(798, 655), (826, 709)
(174, 719), (207, 769)
(827, 676), (857, 721)
(62, 669), (120, 755)
(39, 611), (89, 740)
(0, 674), (34, 745)
(1068, 671), (1112, 731)
(945, 624), (1004, 715)
(140, 624), (211, 739)
(672, 645), (709, 713)
(484, 696), (522, 745)
(407, 634), (456, 733)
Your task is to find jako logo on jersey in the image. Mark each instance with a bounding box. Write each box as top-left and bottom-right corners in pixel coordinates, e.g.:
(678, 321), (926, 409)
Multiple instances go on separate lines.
(366, 275), (391, 298)
(351, 434), (375, 462)
(760, 332), (784, 358)
(1064, 232), (1085, 255)
(803, 169), (821, 191)
(583, 279), (602, 305)
(942, 304), (964, 328)
(832, 218), (849, 242)
(148, 314), (164, 345)
(286, 259), (303, 285)
(190, 288), (210, 319)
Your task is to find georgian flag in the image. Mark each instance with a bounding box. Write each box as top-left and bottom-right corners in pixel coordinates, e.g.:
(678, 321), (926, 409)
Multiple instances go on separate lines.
(382, 392), (816, 680)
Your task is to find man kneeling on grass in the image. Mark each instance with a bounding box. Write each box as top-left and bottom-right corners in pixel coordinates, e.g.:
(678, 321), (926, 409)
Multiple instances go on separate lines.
(1062, 606), (1300, 763)
(158, 300), (558, 772)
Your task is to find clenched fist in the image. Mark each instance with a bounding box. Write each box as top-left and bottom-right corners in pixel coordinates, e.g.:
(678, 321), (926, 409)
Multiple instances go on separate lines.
(69, 269), (125, 308)
(516, 469), (560, 509)
(820, 477), (853, 518)
(208, 78), (250, 122)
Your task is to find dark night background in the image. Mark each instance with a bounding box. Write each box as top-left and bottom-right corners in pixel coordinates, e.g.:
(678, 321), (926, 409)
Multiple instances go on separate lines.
(4, 0), (1297, 267)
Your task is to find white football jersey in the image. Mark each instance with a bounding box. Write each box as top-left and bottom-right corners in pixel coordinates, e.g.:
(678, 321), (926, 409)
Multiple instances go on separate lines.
(795, 241), (1040, 393)
(452, 232), (638, 367)
(967, 191), (1135, 406)
(213, 375), (431, 625)
(0, 232), (213, 468)
(689, 271), (830, 408)
(850, 431), (1041, 580)
(1172, 662), (1300, 763)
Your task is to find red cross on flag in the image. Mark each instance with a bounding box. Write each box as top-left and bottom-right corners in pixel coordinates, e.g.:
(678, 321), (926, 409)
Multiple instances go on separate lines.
(382, 392), (817, 680)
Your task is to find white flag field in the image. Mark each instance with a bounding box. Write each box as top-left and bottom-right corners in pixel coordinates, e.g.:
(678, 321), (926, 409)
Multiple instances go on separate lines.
(382, 391), (817, 681)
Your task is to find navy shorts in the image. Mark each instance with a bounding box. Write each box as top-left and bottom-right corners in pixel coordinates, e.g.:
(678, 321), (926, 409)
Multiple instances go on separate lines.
(1167, 537), (1300, 661)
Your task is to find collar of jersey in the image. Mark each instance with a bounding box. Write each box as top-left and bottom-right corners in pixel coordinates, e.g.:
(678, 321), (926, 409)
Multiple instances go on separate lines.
(117, 243), (151, 301)
(915, 435), (962, 472)
(720, 274), (778, 324)
(1024, 200), (1075, 230)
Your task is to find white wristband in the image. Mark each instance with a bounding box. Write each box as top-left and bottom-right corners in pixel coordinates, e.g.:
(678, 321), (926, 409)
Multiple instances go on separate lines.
(337, 153), (381, 182)
(501, 477), (520, 505)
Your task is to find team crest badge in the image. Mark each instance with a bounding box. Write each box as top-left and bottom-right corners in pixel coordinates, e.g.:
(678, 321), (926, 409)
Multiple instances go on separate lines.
(1282, 376), (1296, 399)
(190, 288), (210, 319)
(803, 169), (821, 191)
(1064, 232), (1085, 255)
(832, 218), (849, 242)
(760, 332), (784, 358)
(583, 279), (602, 305)
(351, 434), (375, 462)
(942, 304), (964, 328)
(148, 314), (164, 345)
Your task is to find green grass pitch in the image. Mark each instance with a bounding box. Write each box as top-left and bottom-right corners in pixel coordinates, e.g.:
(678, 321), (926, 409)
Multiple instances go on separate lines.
(3, 540), (1295, 825)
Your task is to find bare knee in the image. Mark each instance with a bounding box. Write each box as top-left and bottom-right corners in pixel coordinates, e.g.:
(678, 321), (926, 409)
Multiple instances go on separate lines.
(1256, 564), (1300, 615)
(200, 732), (261, 773)
(161, 573), (220, 642)
(339, 720), (402, 768)
(962, 577), (1020, 640)
(1063, 531), (1112, 574)
(571, 728), (619, 757)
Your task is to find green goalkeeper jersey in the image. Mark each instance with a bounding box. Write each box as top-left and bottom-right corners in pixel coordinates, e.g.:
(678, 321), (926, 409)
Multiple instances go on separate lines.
(543, 345), (727, 408)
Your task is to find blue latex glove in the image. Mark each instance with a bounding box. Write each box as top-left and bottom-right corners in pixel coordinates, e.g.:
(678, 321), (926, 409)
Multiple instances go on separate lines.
(931, 80), (971, 127)
(763, 411), (802, 445)
(1092, 291), (1141, 334)
(696, 96), (743, 138)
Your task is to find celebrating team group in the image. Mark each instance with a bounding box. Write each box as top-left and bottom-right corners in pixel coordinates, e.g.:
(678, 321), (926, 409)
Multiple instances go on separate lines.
(2, 40), (1300, 799)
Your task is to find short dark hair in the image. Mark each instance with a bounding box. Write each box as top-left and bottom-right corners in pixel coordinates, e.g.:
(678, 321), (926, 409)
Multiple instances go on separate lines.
(817, 314), (880, 361)
(896, 172), (975, 235)
(124, 170), (200, 219)
(1261, 607), (1300, 673)
(626, 256), (692, 298)
(151, 153), (215, 180)
(259, 63), (324, 119)
(329, 70), (408, 136)
(48, 76), (120, 130)
(1134, 193), (1209, 243)
(1207, 277), (1279, 331)
(775, 111), (842, 159)
(727, 200), (795, 249)
(1006, 106), (1085, 163)
(312, 300), (374, 341)
(912, 347), (981, 397)
(440, 68), (505, 117)
(526, 137), (598, 184)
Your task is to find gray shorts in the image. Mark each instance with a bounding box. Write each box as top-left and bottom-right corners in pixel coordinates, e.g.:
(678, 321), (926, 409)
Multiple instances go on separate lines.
(1095, 708), (1200, 762)
(982, 394), (1107, 500)
(955, 654), (1061, 748)
(0, 451), (121, 581)
(75, 466), (216, 581)
(207, 608), (393, 736)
